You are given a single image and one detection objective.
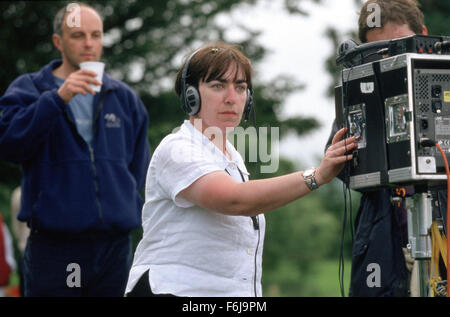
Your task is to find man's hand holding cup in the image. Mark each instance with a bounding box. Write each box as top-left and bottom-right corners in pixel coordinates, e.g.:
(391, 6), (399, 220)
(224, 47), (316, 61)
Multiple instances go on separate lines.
(57, 61), (104, 104)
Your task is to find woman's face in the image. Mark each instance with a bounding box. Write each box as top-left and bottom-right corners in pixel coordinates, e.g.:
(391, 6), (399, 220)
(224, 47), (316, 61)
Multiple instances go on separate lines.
(195, 63), (248, 134)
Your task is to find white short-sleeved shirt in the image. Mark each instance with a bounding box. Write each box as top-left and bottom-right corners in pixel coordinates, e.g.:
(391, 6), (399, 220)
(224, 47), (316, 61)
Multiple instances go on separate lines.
(125, 120), (265, 297)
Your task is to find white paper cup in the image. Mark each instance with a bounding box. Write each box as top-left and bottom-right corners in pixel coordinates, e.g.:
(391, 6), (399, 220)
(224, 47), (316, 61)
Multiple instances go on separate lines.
(79, 61), (105, 92)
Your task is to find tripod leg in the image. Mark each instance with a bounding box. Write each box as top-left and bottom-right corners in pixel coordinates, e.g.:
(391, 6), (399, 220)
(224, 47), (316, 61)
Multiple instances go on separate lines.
(406, 192), (433, 296)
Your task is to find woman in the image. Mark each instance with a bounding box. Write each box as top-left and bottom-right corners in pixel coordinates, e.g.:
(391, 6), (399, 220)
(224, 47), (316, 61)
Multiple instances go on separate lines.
(125, 43), (356, 297)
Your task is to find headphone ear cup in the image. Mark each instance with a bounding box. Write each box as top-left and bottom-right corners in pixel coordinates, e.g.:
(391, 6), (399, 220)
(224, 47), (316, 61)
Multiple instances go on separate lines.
(184, 86), (201, 115)
(244, 88), (253, 121)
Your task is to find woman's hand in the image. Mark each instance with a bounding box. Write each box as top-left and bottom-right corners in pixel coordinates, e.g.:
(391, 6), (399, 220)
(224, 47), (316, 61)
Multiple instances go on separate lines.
(315, 128), (357, 186)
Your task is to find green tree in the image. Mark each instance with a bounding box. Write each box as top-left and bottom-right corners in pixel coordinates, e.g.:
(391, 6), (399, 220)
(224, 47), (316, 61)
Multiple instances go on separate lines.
(421, 0), (450, 36)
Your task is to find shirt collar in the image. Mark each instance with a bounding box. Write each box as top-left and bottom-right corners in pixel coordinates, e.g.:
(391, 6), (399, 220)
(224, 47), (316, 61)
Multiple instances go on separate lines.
(181, 120), (250, 176)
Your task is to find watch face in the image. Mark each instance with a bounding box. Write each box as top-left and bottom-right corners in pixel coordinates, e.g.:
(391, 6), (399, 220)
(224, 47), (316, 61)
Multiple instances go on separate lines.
(304, 169), (314, 177)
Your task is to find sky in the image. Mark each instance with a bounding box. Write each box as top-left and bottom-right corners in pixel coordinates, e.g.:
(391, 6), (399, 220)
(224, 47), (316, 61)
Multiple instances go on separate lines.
(217, 0), (359, 169)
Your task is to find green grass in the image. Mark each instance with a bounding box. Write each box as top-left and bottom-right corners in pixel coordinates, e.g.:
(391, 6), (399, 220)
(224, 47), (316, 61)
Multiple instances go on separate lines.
(262, 258), (352, 297)
(303, 258), (352, 297)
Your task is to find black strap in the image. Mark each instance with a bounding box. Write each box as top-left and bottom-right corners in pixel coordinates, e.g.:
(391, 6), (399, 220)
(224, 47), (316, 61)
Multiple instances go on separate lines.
(225, 166), (259, 230)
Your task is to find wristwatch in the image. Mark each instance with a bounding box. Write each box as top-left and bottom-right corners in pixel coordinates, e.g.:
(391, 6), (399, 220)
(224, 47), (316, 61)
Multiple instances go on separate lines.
(303, 168), (319, 191)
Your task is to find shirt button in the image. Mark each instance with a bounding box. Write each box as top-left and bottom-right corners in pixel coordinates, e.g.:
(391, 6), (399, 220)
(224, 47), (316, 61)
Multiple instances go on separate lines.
(247, 248), (252, 255)
(229, 163), (235, 169)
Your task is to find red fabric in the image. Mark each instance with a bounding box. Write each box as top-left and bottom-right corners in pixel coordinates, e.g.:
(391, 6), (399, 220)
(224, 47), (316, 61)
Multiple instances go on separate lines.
(0, 214), (12, 286)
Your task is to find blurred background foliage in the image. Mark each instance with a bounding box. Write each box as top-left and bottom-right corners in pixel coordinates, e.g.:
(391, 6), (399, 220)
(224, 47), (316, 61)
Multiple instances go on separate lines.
(0, 0), (448, 297)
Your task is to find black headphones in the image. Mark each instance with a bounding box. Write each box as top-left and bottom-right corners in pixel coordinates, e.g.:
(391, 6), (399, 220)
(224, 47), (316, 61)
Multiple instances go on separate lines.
(180, 49), (254, 121)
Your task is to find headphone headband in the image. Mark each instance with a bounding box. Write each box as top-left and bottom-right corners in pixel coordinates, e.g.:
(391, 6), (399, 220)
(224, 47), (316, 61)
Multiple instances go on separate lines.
(180, 49), (201, 92)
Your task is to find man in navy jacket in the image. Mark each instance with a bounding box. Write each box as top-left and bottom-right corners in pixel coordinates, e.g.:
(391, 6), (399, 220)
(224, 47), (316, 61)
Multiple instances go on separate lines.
(0, 3), (150, 296)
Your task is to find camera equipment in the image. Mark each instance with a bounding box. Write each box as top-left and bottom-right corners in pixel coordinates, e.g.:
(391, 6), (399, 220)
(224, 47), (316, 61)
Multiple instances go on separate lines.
(337, 34), (450, 68)
(335, 44), (450, 191)
(335, 35), (450, 297)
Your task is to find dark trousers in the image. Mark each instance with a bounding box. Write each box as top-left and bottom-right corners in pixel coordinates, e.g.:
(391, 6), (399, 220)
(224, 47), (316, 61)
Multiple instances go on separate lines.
(349, 190), (408, 296)
(23, 229), (132, 297)
(126, 270), (175, 297)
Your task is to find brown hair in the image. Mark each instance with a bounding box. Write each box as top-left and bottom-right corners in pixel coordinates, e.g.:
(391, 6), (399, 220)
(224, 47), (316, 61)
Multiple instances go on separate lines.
(358, 0), (425, 43)
(174, 43), (253, 97)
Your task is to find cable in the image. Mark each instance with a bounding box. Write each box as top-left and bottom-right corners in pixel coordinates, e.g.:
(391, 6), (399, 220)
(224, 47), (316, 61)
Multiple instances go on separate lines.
(338, 70), (348, 297)
(435, 142), (450, 297)
(337, 65), (355, 297)
(250, 94), (260, 297)
(339, 182), (347, 297)
(251, 97), (259, 178)
(349, 184), (354, 241)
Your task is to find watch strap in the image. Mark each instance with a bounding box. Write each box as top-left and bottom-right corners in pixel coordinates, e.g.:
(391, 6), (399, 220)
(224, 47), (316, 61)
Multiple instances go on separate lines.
(303, 168), (319, 191)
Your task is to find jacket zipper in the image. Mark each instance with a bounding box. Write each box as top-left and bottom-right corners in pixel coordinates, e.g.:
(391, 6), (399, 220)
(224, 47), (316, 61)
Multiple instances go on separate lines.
(89, 90), (108, 224)
(88, 145), (102, 224)
(63, 90), (109, 225)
